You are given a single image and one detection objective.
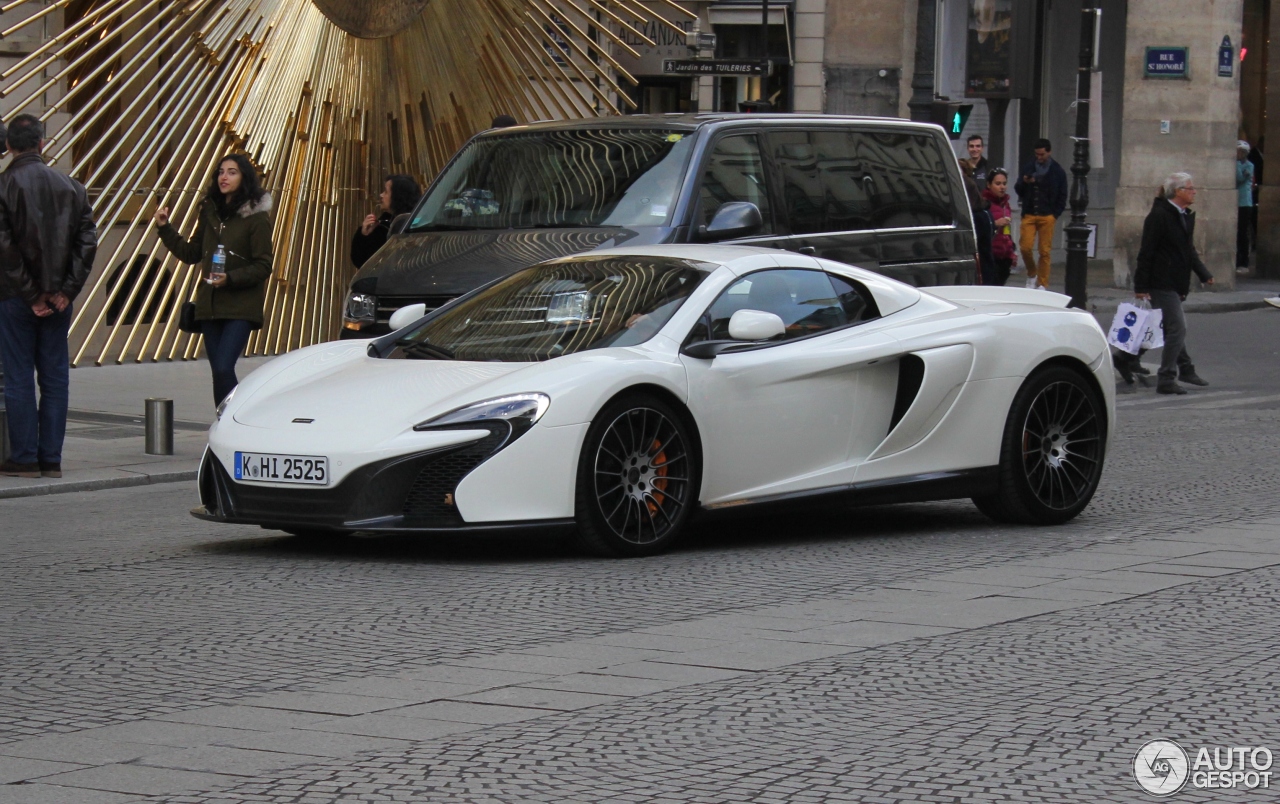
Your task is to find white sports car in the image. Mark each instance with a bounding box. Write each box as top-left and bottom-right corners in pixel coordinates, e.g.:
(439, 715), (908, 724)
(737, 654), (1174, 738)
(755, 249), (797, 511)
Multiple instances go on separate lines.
(195, 245), (1115, 556)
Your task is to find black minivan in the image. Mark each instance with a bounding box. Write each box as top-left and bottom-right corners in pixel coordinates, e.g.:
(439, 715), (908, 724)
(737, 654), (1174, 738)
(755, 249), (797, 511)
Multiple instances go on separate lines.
(342, 114), (976, 335)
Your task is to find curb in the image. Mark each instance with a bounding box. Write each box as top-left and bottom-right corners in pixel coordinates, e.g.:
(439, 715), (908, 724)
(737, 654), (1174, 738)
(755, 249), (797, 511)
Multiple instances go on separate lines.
(1091, 298), (1272, 316)
(0, 469), (198, 500)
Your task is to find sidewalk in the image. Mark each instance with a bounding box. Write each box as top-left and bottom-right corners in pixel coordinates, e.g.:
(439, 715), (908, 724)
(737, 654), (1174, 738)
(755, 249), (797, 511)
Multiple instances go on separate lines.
(0, 357), (270, 499)
(1037, 261), (1280, 315)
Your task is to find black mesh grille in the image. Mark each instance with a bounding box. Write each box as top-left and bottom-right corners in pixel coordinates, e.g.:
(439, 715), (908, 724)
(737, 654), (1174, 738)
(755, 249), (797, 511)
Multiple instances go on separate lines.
(403, 427), (507, 525)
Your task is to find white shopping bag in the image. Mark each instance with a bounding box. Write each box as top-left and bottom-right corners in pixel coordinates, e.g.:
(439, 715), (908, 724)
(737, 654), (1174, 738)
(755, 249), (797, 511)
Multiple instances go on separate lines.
(1140, 307), (1164, 351)
(1107, 302), (1150, 355)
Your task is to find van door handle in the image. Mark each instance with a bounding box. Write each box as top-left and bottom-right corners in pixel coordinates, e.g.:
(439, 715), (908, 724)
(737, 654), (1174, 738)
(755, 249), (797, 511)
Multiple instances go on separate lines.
(797, 246), (816, 255)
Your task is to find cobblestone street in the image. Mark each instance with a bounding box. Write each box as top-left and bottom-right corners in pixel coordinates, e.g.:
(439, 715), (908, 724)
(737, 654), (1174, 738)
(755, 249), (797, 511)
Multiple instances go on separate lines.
(2, 310), (1279, 802)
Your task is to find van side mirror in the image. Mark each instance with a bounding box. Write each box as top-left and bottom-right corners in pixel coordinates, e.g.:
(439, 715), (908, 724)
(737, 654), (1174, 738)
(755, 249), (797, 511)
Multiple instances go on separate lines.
(388, 302), (427, 331)
(728, 309), (785, 341)
(698, 202), (762, 242)
(389, 213), (411, 235)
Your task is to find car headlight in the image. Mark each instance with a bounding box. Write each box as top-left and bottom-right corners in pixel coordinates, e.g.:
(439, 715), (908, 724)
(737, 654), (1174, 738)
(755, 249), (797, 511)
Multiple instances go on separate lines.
(215, 387), (236, 420)
(344, 292), (378, 326)
(414, 393), (550, 443)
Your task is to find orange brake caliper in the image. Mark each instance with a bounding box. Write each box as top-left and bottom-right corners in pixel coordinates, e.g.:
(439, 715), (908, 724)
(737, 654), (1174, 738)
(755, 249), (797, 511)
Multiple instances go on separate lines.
(648, 439), (668, 514)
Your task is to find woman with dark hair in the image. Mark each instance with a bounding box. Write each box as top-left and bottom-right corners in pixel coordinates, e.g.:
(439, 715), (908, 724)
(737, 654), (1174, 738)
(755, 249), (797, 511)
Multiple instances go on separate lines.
(154, 153), (274, 405)
(351, 174), (421, 268)
(982, 168), (1017, 286)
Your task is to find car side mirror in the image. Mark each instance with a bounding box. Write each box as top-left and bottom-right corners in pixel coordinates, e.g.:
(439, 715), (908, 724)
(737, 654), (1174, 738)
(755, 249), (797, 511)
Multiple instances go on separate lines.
(388, 302), (427, 331)
(698, 202), (762, 242)
(728, 309), (785, 341)
(389, 213), (411, 235)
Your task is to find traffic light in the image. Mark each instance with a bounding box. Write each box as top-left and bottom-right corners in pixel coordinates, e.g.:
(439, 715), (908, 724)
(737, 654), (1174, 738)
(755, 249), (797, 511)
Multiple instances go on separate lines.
(930, 101), (974, 140)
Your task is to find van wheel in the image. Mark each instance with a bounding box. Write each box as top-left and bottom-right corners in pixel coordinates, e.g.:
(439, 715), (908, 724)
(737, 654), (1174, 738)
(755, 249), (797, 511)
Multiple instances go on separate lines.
(574, 394), (699, 557)
(973, 366), (1106, 525)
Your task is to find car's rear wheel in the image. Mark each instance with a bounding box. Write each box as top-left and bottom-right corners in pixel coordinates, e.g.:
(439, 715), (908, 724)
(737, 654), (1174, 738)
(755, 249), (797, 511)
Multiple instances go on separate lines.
(574, 393), (699, 557)
(973, 365), (1106, 525)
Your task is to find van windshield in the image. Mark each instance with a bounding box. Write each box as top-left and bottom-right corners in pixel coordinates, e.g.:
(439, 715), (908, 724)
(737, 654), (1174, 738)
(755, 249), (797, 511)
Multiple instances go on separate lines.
(408, 129), (695, 231)
(389, 256), (710, 362)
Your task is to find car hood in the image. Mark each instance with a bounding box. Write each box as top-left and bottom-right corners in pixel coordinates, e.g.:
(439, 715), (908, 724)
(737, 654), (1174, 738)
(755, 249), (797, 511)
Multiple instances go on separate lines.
(232, 346), (529, 434)
(356, 226), (665, 296)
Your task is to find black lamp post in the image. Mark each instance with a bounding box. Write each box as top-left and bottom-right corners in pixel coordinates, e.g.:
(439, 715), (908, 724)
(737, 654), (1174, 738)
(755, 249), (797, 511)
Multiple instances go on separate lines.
(1064, 7), (1100, 310)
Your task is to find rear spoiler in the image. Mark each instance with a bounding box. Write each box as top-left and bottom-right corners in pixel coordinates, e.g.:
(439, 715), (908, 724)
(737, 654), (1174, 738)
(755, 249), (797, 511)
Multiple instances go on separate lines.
(923, 286), (1073, 309)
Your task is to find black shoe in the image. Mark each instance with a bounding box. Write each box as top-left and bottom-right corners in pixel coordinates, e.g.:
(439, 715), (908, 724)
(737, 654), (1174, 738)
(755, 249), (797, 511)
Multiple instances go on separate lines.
(1179, 373), (1209, 387)
(1157, 382), (1188, 395)
(1133, 363), (1151, 376)
(0, 459), (41, 478)
(39, 462), (62, 478)
(1113, 354), (1135, 384)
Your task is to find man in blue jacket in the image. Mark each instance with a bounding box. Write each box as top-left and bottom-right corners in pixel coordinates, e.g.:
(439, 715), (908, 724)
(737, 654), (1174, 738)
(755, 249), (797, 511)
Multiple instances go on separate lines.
(1014, 138), (1068, 289)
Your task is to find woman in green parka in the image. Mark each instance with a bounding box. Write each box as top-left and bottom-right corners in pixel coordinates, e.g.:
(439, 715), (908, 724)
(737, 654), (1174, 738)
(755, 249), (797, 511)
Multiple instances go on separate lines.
(154, 154), (273, 406)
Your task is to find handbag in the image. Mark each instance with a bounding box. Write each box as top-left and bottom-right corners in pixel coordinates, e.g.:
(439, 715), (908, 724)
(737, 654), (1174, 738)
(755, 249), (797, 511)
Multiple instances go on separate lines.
(178, 301), (199, 334)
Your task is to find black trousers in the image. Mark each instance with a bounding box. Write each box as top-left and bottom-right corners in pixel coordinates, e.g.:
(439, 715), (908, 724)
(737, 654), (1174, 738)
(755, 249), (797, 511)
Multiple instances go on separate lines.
(1237, 206), (1254, 267)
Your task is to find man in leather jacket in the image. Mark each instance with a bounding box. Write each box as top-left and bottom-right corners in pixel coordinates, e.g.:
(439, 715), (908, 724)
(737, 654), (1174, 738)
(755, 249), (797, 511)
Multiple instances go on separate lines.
(0, 114), (98, 478)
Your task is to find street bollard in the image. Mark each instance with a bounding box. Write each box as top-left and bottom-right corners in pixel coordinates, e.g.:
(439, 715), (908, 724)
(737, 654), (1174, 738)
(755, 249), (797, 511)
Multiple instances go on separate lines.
(0, 408), (8, 463)
(144, 398), (174, 456)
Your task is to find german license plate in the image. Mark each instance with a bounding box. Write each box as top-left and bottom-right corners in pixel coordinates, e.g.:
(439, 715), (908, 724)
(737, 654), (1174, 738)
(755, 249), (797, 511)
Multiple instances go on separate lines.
(234, 451), (329, 485)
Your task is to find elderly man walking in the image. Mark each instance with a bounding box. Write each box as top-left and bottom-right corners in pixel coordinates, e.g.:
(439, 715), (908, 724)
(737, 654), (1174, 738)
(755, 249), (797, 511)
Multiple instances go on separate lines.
(0, 114), (98, 478)
(1133, 172), (1214, 396)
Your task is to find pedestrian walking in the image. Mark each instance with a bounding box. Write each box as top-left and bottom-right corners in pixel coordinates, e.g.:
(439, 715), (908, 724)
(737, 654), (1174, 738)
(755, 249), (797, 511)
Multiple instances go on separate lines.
(0, 115), (98, 479)
(965, 134), (990, 192)
(982, 168), (1017, 286)
(1133, 172), (1215, 395)
(1013, 138), (1068, 289)
(154, 154), (273, 407)
(350, 174), (422, 269)
(1236, 140), (1255, 273)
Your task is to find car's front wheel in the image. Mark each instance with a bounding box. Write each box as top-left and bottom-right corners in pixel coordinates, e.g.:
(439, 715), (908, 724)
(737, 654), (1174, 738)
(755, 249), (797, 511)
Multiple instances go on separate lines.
(574, 393), (699, 557)
(973, 365), (1106, 525)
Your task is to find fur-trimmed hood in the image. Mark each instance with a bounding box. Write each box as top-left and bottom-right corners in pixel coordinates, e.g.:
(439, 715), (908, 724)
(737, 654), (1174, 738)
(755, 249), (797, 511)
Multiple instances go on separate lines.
(237, 192), (273, 218)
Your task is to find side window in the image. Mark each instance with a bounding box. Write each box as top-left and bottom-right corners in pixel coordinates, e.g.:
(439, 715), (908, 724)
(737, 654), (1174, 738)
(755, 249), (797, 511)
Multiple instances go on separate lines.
(694, 269), (846, 343)
(697, 135), (772, 233)
(829, 275), (882, 324)
(859, 132), (956, 228)
(767, 130), (877, 235)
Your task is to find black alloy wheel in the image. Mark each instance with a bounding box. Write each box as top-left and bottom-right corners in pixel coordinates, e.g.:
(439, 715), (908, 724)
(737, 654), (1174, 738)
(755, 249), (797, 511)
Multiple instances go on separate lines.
(574, 393), (699, 557)
(973, 365), (1106, 525)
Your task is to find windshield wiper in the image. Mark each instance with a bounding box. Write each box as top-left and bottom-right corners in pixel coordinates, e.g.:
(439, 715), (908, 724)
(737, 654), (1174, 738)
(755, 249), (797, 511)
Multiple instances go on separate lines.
(395, 337), (455, 360)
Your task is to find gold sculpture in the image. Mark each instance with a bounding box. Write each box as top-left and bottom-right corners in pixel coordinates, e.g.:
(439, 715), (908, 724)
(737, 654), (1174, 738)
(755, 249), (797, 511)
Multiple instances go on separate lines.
(0, 0), (694, 365)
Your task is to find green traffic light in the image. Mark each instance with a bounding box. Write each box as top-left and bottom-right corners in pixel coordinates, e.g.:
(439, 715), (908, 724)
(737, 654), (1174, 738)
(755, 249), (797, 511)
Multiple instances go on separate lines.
(952, 112), (962, 134)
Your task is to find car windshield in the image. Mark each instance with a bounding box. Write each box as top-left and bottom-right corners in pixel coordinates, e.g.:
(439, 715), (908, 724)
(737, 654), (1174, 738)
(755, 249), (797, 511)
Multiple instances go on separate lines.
(407, 128), (695, 231)
(391, 256), (710, 362)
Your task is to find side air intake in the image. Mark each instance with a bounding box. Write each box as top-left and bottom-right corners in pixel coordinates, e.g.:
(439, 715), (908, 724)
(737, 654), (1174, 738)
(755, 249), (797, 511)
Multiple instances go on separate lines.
(889, 354), (925, 433)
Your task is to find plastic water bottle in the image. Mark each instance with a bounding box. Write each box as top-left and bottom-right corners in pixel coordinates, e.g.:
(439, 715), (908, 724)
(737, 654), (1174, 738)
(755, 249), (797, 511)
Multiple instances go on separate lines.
(209, 244), (227, 284)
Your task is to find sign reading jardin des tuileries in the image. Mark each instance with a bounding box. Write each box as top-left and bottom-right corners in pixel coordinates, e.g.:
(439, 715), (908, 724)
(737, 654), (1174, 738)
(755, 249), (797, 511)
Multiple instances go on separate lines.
(1145, 46), (1189, 78)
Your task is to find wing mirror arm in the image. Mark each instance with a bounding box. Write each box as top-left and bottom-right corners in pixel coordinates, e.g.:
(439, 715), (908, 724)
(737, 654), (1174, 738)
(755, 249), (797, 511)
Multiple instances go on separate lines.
(681, 340), (739, 359)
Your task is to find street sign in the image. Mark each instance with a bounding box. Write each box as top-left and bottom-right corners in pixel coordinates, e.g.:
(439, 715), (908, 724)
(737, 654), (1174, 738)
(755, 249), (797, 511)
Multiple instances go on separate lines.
(1218, 35), (1234, 78)
(662, 59), (768, 76)
(1144, 46), (1189, 79)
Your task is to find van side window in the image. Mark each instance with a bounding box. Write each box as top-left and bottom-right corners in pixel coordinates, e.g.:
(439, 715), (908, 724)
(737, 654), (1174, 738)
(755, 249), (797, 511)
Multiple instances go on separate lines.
(697, 136), (773, 233)
(767, 130), (877, 234)
(859, 132), (955, 228)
